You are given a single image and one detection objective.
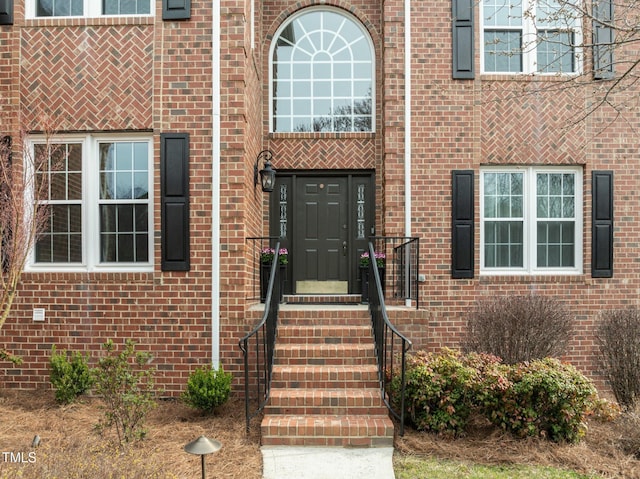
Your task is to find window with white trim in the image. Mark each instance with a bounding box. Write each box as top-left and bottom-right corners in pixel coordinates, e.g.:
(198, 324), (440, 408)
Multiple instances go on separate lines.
(30, 134), (153, 272)
(270, 8), (374, 133)
(482, 0), (581, 74)
(31, 0), (152, 17)
(480, 167), (582, 274)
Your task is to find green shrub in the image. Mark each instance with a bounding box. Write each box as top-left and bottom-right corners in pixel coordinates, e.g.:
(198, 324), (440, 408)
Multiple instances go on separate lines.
(479, 358), (597, 443)
(393, 348), (482, 437)
(396, 349), (598, 443)
(49, 345), (93, 404)
(92, 339), (157, 448)
(182, 365), (232, 413)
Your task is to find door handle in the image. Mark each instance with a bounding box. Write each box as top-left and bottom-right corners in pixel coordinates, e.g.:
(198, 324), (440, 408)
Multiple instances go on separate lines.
(342, 241), (347, 256)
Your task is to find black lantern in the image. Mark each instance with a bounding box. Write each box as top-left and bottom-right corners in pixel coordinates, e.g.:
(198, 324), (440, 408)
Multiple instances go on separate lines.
(254, 149), (276, 193)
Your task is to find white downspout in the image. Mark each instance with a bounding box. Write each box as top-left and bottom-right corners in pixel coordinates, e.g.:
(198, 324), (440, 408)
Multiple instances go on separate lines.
(211, 0), (221, 368)
(404, 0), (412, 307)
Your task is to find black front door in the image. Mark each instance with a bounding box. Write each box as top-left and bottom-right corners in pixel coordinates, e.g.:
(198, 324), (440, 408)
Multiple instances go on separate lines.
(271, 172), (374, 295)
(295, 176), (349, 293)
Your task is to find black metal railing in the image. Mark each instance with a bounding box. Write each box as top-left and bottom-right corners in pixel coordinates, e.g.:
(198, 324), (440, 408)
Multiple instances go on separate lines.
(370, 236), (420, 308)
(239, 241), (282, 433)
(367, 241), (412, 436)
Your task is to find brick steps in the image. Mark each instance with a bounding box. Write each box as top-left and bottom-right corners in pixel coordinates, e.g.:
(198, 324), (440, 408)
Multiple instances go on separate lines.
(270, 365), (380, 389)
(266, 388), (388, 416)
(261, 415), (394, 447)
(261, 305), (394, 448)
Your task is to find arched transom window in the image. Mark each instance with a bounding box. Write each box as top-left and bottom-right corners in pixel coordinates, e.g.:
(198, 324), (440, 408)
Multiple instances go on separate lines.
(271, 8), (374, 133)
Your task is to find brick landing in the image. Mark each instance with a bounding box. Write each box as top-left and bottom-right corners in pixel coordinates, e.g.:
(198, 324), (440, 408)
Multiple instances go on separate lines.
(260, 305), (395, 447)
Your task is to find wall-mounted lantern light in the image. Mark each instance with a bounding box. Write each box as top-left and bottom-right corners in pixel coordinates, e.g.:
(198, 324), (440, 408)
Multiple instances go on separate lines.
(184, 435), (222, 479)
(254, 149), (276, 193)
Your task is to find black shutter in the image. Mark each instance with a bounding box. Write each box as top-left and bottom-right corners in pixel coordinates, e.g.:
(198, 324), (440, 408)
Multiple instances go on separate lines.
(452, 0), (474, 79)
(161, 133), (190, 271)
(593, 0), (614, 79)
(163, 0), (191, 20)
(0, 0), (13, 26)
(592, 171), (613, 278)
(452, 170), (474, 278)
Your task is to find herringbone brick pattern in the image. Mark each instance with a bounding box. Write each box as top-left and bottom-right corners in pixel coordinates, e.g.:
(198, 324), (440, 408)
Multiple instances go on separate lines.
(268, 136), (376, 170)
(481, 82), (586, 163)
(20, 26), (153, 131)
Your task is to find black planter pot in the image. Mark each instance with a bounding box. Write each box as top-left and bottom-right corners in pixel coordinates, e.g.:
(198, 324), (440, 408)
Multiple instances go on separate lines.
(260, 263), (286, 303)
(360, 265), (385, 303)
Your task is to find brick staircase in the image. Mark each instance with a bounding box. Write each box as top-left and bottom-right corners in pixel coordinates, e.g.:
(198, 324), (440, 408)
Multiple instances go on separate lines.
(260, 297), (395, 447)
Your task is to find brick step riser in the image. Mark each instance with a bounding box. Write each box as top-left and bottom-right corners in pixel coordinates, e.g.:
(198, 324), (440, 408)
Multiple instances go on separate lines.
(270, 366), (380, 389)
(276, 331), (373, 345)
(271, 379), (380, 389)
(275, 345), (375, 361)
(264, 406), (389, 416)
(261, 416), (395, 448)
(278, 318), (370, 327)
(260, 436), (394, 447)
(268, 390), (385, 408)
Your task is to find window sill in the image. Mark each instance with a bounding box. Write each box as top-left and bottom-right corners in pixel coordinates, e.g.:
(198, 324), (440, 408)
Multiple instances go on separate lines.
(24, 16), (154, 28)
(478, 272), (590, 285)
(479, 72), (582, 82)
(269, 132), (375, 140)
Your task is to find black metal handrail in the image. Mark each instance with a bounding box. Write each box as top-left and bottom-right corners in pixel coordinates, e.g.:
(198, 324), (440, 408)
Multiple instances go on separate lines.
(239, 241), (282, 433)
(370, 236), (420, 309)
(367, 241), (412, 436)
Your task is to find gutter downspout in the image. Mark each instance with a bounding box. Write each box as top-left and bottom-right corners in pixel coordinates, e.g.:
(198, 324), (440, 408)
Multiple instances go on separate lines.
(404, 0), (412, 307)
(211, 0), (221, 368)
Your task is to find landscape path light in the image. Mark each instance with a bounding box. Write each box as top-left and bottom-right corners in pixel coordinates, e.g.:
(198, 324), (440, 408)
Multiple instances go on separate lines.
(184, 435), (222, 479)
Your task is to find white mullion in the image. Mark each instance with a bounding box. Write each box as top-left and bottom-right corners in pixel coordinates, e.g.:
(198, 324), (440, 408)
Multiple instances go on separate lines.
(85, 137), (97, 270)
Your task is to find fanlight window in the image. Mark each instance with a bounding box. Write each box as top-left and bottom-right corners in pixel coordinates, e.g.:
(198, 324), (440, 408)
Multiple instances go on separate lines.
(271, 9), (374, 133)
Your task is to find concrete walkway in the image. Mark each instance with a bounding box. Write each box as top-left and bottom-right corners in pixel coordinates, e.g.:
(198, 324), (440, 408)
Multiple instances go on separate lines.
(261, 446), (395, 479)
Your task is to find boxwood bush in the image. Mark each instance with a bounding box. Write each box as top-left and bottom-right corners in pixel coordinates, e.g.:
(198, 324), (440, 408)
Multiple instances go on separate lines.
(182, 365), (232, 413)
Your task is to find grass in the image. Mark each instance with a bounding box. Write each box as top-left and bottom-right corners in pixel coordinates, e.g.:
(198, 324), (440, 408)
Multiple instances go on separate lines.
(394, 455), (602, 479)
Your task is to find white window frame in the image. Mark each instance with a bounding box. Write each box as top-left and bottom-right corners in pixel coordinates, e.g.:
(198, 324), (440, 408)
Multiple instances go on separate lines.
(268, 6), (376, 133)
(26, 133), (154, 273)
(480, 166), (583, 275)
(480, 0), (583, 75)
(27, 0), (154, 19)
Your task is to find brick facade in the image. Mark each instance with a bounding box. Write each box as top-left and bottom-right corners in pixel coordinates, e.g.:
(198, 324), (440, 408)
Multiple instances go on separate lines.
(1, 1), (638, 395)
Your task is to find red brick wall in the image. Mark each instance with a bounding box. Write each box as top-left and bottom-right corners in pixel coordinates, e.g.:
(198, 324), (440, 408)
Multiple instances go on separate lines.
(1, 2), (217, 394)
(2, 0), (640, 398)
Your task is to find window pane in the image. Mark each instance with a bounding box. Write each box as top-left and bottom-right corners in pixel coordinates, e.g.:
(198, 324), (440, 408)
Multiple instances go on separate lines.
(484, 31), (523, 73)
(537, 221), (575, 267)
(537, 31), (574, 73)
(484, 0), (522, 27)
(37, 0), (83, 16)
(36, 205), (82, 263)
(537, 173), (576, 219)
(484, 221), (524, 267)
(103, 0), (150, 15)
(483, 172), (523, 219)
(272, 10), (373, 132)
(35, 143), (83, 264)
(100, 204), (148, 263)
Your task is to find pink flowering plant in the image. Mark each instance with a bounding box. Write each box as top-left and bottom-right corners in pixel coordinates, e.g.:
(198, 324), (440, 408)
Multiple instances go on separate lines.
(260, 247), (288, 265)
(360, 251), (385, 268)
